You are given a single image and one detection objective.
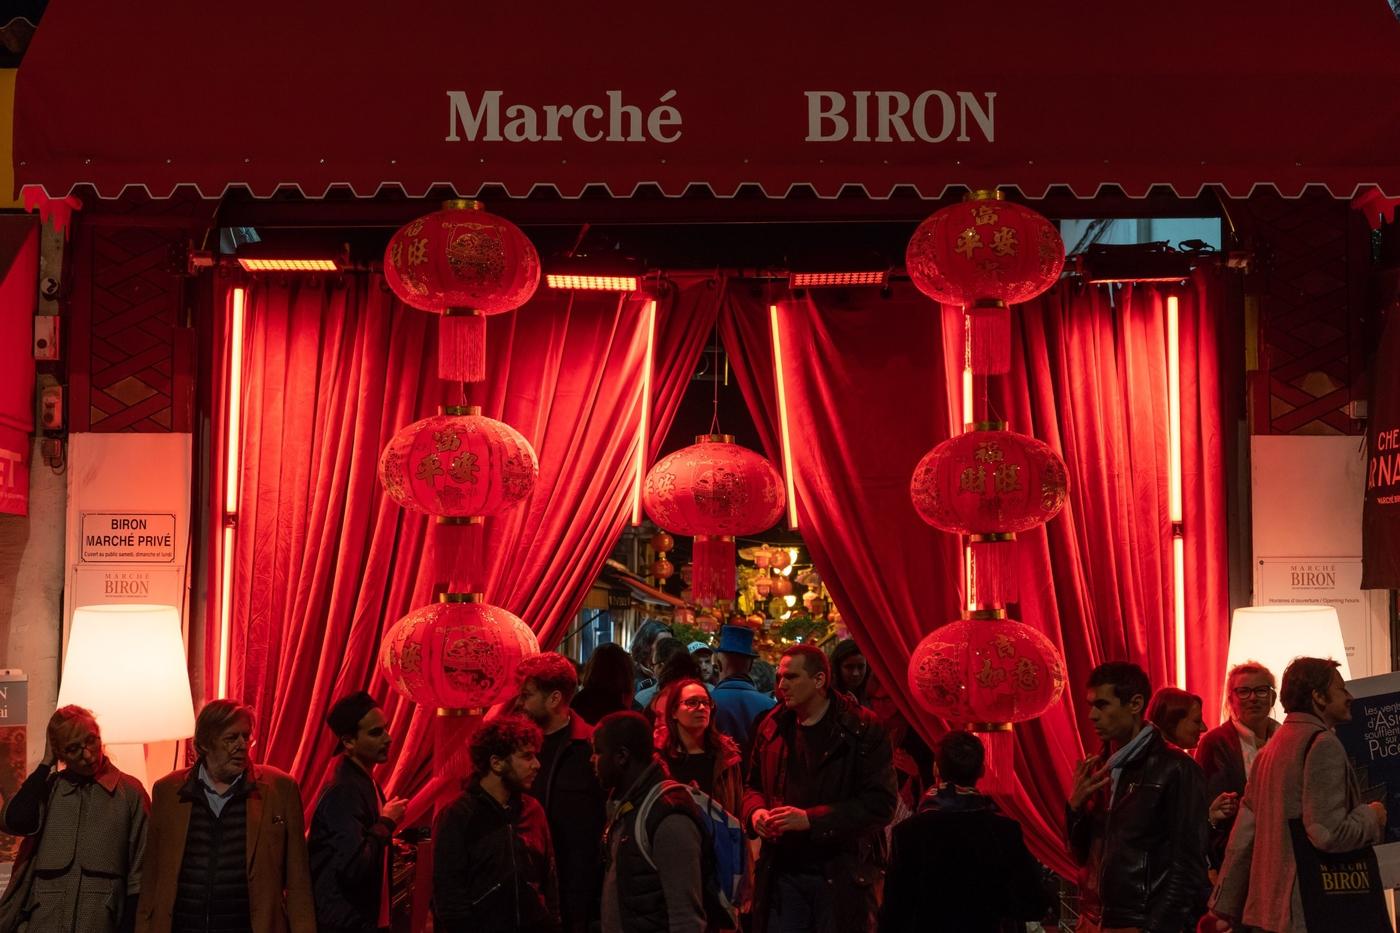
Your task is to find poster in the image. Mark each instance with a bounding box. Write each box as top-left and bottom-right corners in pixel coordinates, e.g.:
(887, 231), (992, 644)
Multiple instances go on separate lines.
(1335, 671), (1400, 845)
(1256, 558), (1369, 670)
(0, 672), (29, 883)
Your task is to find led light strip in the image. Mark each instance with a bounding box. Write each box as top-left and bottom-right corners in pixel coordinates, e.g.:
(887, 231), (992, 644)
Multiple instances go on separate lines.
(770, 305), (799, 529)
(633, 299), (657, 525)
(218, 286), (248, 699)
(1167, 295), (1187, 689)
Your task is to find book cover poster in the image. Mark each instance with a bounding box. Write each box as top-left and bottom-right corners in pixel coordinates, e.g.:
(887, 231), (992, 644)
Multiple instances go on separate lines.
(0, 672), (28, 878)
(1335, 671), (1400, 843)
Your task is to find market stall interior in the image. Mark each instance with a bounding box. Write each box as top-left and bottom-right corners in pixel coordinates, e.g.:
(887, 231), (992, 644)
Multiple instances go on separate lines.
(9, 0), (1400, 922)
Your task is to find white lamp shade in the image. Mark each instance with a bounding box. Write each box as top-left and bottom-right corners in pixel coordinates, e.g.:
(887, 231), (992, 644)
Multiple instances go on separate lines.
(1225, 605), (1351, 720)
(57, 604), (196, 744)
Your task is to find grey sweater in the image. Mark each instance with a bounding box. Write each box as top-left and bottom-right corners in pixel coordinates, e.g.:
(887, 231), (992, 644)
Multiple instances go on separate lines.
(601, 812), (704, 933)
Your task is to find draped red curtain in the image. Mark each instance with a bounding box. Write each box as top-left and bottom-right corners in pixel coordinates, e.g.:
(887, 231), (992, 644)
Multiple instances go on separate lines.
(721, 272), (1227, 876)
(207, 273), (722, 809)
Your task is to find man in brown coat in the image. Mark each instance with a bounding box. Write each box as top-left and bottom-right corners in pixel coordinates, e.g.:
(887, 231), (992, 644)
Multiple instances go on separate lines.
(136, 700), (314, 933)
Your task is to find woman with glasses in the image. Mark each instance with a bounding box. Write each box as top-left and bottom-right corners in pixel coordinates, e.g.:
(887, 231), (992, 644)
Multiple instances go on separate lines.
(1194, 662), (1280, 874)
(654, 679), (743, 815)
(0, 705), (150, 933)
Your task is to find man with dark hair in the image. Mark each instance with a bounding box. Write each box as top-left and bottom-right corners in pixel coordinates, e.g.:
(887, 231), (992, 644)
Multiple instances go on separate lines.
(742, 644), (896, 933)
(711, 625), (775, 752)
(307, 691), (409, 933)
(1194, 660), (1278, 869)
(1065, 662), (1206, 933)
(0, 705), (150, 933)
(634, 637), (690, 709)
(1205, 657), (1386, 933)
(433, 715), (558, 933)
(138, 700), (314, 932)
(879, 731), (1047, 933)
(592, 711), (706, 933)
(514, 652), (605, 933)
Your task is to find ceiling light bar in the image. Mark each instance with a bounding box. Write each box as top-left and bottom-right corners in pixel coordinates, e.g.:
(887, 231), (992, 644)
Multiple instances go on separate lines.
(545, 273), (640, 292)
(237, 258), (341, 272)
(789, 271), (887, 288)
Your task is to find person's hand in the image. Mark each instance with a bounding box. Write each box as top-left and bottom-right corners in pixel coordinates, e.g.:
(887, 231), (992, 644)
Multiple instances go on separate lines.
(41, 736), (55, 769)
(1369, 800), (1387, 826)
(1068, 755), (1110, 810)
(1209, 791), (1239, 825)
(750, 808), (778, 840)
(1196, 912), (1232, 932)
(382, 796), (408, 826)
(767, 806), (811, 834)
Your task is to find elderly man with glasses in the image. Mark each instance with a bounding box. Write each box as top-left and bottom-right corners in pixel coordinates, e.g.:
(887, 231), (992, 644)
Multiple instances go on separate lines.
(136, 699), (314, 933)
(1194, 662), (1280, 872)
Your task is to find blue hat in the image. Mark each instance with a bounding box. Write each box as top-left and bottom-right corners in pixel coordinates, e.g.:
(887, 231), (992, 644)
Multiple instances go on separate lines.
(716, 624), (758, 657)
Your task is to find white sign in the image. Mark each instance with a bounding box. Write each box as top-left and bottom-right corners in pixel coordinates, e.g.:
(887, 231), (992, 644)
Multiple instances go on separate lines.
(1255, 557), (1369, 667)
(72, 566), (185, 607)
(80, 512), (176, 563)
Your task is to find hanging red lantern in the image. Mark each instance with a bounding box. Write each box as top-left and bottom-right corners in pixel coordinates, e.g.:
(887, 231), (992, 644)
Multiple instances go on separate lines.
(910, 423), (1067, 536)
(650, 531), (675, 553)
(753, 573), (773, 598)
(380, 594), (539, 711)
(769, 548), (791, 571)
(384, 199), (541, 382)
(651, 558), (675, 580)
(906, 190), (1064, 373)
(770, 576), (793, 597)
(907, 610), (1066, 791)
(644, 435), (785, 609)
(379, 406), (538, 522)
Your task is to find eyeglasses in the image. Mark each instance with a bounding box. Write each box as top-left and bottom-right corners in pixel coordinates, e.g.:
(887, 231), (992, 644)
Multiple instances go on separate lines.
(220, 734), (256, 751)
(61, 735), (100, 757)
(679, 697), (714, 711)
(1232, 685), (1276, 700)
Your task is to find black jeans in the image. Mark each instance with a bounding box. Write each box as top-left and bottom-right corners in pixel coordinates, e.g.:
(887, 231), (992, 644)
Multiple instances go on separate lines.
(765, 871), (836, 933)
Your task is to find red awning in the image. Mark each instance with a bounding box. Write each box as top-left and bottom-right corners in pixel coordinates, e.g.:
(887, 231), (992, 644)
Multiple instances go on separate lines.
(0, 219), (37, 516)
(16, 2), (1400, 201)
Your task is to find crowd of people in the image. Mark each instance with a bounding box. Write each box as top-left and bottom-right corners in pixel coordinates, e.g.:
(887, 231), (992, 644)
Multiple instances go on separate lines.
(0, 619), (1382, 933)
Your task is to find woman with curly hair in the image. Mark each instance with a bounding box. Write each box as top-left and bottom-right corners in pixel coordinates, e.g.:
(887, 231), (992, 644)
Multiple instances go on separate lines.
(654, 677), (743, 815)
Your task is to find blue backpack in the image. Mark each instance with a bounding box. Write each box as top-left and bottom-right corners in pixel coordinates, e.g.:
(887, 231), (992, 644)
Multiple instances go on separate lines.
(635, 779), (748, 928)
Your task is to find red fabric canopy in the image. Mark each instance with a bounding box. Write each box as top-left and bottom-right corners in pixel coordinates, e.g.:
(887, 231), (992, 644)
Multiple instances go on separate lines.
(17, 2), (1400, 200)
(0, 220), (37, 516)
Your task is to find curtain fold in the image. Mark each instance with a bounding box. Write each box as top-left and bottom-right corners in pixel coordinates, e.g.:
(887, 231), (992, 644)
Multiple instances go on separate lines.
(211, 273), (722, 810)
(721, 272), (1227, 876)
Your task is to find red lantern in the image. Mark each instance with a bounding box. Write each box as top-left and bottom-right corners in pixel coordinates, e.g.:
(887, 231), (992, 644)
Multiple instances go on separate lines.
(769, 549), (791, 571)
(644, 435), (785, 608)
(753, 574), (773, 598)
(906, 190), (1064, 373)
(910, 424), (1067, 536)
(907, 610), (1066, 791)
(651, 558), (675, 580)
(380, 594), (539, 711)
(650, 531), (675, 553)
(379, 406), (538, 522)
(384, 199), (541, 382)
(770, 576), (793, 597)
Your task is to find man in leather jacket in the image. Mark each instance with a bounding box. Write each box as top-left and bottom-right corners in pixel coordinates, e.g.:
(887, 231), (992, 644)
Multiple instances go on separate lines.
(1065, 662), (1206, 933)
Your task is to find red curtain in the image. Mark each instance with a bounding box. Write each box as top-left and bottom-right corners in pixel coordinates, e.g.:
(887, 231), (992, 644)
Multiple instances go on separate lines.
(208, 273), (722, 809)
(721, 272), (1227, 875)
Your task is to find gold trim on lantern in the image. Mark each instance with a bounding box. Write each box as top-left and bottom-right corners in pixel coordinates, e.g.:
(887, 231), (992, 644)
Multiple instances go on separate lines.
(972, 298), (1006, 310)
(964, 189), (1005, 202)
(439, 592), (485, 604)
(437, 707), (487, 717)
(443, 307), (485, 320)
(695, 434), (736, 445)
(442, 199), (483, 212)
(967, 721), (1014, 733)
(437, 516), (468, 525)
(965, 420), (1009, 433)
(964, 608), (1009, 621)
(969, 533), (1017, 544)
(442, 404), (483, 416)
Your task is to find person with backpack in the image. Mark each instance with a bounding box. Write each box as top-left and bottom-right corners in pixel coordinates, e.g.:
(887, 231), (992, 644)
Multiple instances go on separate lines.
(654, 679), (743, 813)
(594, 711), (711, 933)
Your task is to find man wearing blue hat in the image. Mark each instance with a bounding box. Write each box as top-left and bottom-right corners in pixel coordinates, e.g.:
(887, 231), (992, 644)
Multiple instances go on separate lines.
(712, 625), (776, 752)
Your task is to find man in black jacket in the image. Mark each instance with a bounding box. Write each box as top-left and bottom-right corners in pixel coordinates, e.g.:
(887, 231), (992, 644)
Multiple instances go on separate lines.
(880, 731), (1047, 933)
(433, 715), (559, 933)
(514, 652), (606, 933)
(307, 691), (408, 933)
(742, 644), (896, 933)
(1065, 662), (1207, 933)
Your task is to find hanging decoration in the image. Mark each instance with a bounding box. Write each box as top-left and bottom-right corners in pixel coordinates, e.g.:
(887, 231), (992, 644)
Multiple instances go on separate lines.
(905, 190), (1064, 373)
(380, 594), (539, 711)
(379, 406), (539, 522)
(643, 435), (785, 609)
(650, 531), (675, 582)
(384, 199), (540, 382)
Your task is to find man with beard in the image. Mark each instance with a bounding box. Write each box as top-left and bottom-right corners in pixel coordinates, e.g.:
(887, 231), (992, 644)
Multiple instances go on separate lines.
(514, 653), (605, 933)
(307, 691), (409, 933)
(137, 699), (314, 932)
(1065, 662), (1206, 933)
(1193, 661), (1277, 871)
(433, 716), (559, 933)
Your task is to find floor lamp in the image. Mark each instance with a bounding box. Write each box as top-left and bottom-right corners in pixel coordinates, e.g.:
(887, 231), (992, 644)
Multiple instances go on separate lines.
(1225, 605), (1351, 721)
(57, 604), (196, 790)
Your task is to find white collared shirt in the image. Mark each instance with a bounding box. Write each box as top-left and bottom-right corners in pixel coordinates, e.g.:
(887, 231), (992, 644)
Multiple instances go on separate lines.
(1232, 718), (1270, 779)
